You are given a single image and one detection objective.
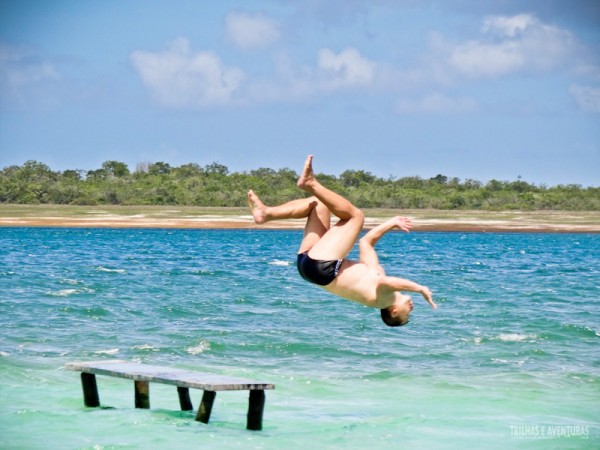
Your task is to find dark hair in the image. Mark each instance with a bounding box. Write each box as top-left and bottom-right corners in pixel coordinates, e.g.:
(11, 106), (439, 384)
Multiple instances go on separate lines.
(380, 307), (409, 327)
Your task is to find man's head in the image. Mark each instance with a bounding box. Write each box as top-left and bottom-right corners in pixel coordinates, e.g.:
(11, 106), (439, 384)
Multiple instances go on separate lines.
(380, 294), (414, 327)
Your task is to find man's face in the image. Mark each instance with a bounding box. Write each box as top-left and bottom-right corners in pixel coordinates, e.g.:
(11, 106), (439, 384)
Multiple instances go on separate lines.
(392, 294), (414, 325)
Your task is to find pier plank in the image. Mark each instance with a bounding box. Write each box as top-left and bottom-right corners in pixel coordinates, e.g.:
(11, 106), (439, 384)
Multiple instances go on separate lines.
(66, 360), (274, 391)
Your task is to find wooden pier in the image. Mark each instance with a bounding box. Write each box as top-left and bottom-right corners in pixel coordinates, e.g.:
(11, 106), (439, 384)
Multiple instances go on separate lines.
(65, 360), (275, 430)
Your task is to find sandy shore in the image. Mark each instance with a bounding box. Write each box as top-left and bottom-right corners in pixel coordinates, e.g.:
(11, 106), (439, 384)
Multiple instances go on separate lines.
(1, 206), (599, 232)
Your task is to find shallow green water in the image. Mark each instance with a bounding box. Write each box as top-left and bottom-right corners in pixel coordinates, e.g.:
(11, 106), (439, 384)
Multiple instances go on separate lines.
(1, 228), (598, 449)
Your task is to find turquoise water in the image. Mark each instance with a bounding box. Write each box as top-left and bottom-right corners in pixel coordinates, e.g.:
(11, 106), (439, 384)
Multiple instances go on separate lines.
(1, 227), (598, 449)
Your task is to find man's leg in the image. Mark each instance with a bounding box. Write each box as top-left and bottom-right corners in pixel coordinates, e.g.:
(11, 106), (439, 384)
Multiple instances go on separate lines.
(247, 190), (331, 254)
(248, 190), (316, 223)
(297, 155), (364, 260)
(297, 155), (361, 221)
(298, 200), (331, 254)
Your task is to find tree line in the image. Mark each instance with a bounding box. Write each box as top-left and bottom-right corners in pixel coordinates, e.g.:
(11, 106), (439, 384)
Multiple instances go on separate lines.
(1, 160), (598, 210)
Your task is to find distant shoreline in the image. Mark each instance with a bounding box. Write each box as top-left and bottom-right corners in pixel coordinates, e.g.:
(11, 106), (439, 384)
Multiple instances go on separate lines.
(1, 205), (599, 233)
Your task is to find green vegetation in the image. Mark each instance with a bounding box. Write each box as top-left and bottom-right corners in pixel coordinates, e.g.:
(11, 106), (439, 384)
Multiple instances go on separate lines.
(1, 160), (598, 210)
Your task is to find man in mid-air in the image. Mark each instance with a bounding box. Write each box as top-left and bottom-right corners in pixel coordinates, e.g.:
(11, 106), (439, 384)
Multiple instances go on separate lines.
(248, 155), (436, 326)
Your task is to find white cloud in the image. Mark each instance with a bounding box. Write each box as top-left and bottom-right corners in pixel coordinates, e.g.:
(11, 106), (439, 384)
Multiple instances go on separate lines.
(0, 43), (60, 88)
(225, 12), (280, 51)
(130, 38), (244, 108)
(396, 92), (479, 114)
(248, 47), (377, 102)
(130, 42), (376, 108)
(317, 47), (375, 89)
(481, 14), (537, 38)
(441, 14), (574, 79)
(569, 84), (600, 113)
(448, 40), (523, 78)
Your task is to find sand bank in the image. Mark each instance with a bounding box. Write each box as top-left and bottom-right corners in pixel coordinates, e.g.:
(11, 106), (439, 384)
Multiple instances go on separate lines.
(1, 206), (599, 233)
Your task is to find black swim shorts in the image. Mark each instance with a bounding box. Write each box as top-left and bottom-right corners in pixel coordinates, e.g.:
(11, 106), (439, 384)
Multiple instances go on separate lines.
(296, 251), (343, 286)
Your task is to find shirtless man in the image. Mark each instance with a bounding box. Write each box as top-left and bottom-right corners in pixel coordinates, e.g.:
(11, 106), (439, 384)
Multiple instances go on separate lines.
(248, 155), (437, 326)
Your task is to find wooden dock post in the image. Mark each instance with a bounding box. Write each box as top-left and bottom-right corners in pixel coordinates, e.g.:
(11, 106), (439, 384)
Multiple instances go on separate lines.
(177, 387), (193, 411)
(134, 380), (150, 409)
(81, 373), (100, 407)
(196, 390), (216, 423)
(247, 389), (266, 431)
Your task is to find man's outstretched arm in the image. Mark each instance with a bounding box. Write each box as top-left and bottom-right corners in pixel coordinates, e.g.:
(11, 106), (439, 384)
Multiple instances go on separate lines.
(378, 275), (437, 309)
(359, 216), (412, 269)
(361, 216), (412, 247)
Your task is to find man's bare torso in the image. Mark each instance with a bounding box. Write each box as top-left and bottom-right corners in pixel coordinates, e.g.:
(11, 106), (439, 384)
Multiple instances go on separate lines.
(324, 260), (395, 309)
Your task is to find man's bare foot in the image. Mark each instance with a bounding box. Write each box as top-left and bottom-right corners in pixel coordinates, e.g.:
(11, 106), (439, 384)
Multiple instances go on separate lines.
(247, 190), (268, 224)
(297, 155), (317, 191)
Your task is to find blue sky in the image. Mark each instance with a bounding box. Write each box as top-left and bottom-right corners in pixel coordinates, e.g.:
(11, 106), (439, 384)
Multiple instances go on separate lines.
(1, 0), (599, 186)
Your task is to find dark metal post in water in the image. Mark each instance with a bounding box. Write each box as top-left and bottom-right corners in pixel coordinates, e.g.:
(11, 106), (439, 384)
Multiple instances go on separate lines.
(177, 387), (193, 411)
(247, 390), (265, 431)
(134, 381), (150, 409)
(81, 373), (100, 407)
(196, 390), (216, 423)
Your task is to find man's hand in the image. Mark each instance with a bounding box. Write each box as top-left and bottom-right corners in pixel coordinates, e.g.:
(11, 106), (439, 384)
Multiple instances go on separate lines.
(389, 216), (413, 233)
(420, 286), (437, 309)
(394, 216), (412, 233)
(362, 216), (412, 248)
